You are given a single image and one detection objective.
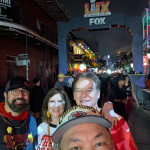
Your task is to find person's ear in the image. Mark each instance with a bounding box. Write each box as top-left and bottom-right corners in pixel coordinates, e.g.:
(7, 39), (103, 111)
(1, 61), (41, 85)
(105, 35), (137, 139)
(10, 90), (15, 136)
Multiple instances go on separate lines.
(73, 92), (76, 101)
(4, 92), (7, 102)
(97, 90), (100, 99)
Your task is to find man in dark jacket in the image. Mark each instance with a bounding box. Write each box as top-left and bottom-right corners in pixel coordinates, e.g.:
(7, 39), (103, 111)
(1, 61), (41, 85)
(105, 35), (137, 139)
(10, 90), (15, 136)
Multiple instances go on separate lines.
(0, 76), (37, 150)
(30, 77), (45, 120)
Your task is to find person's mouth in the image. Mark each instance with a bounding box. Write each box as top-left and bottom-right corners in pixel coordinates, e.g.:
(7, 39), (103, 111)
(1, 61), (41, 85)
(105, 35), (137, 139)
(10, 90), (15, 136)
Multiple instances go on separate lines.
(53, 109), (60, 112)
(14, 100), (25, 104)
(80, 100), (91, 106)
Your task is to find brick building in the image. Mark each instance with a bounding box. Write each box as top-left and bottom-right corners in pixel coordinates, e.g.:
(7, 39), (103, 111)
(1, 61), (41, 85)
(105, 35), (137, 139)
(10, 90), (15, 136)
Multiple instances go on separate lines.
(0, 0), (70, 90)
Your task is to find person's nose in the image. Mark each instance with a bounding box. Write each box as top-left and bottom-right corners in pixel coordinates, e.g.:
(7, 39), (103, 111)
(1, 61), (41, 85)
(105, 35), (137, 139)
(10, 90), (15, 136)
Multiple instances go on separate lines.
(55, 102), (59, 107)
(82, 90), (87, 98)
(18, 91), (25, 97)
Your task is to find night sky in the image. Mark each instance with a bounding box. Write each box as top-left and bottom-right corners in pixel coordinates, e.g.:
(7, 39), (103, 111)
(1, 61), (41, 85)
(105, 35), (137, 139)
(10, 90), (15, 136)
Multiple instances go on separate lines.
(57, 0), (149, 61)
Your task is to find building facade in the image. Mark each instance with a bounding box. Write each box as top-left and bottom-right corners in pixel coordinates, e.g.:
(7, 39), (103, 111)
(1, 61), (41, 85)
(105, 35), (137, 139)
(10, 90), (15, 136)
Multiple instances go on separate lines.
(0, 0), (70, 90)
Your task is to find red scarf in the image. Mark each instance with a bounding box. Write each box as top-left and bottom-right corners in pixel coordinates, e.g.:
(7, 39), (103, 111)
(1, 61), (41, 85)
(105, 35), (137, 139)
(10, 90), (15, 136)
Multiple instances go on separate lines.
(0, 102), (28, 121)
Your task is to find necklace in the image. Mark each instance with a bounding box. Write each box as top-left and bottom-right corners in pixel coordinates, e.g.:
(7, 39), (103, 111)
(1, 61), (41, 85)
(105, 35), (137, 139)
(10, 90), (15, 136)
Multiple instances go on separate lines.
(0, 113), (26, 128)
(47, 123), (52, 150)
(0, 113), (33, 150)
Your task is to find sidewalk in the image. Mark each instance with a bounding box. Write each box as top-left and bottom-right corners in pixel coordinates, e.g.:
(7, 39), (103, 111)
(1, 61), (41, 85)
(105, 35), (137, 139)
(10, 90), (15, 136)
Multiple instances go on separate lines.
(128, 102), (150, 150)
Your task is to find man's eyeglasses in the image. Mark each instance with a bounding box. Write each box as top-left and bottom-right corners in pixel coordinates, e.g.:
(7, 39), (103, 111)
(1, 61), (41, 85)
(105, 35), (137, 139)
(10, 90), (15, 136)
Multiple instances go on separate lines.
(11, 89), (29, 96)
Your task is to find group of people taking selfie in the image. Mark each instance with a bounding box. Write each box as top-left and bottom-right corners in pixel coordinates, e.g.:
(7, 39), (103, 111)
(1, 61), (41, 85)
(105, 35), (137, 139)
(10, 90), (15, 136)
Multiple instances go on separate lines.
(0, 72), (138, 150)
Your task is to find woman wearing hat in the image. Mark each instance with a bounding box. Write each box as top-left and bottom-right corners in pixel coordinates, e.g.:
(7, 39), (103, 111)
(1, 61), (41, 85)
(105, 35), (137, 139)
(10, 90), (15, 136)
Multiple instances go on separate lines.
(37, 87), (71, 150)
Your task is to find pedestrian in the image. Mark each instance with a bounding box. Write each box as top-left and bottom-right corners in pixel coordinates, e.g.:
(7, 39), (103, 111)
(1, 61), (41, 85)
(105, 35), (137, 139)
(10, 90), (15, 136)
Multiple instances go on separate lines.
(54, 73), (67, 89)
(30, 77), (45, 120)
(72, 72), (137, 150)
(36, 87), (71, 149)
(68, 75), (75, 101)
(110, 76), (127, 121)
(124, 75), (139, 121)
(0, 76), (37, 150)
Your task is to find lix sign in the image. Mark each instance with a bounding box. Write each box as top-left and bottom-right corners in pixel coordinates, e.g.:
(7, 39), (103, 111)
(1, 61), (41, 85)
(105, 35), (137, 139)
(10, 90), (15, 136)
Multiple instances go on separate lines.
(84, 0), (111, 26)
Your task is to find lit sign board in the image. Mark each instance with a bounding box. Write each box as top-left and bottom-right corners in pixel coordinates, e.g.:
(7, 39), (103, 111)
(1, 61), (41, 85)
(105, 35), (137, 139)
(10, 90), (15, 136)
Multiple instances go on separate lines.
(84, 0), (111, 26)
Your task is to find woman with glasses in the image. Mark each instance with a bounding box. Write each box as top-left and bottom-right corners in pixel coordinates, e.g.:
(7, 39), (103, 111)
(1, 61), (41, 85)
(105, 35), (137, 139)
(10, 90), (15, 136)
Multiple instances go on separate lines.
(36, 87), (71, 150)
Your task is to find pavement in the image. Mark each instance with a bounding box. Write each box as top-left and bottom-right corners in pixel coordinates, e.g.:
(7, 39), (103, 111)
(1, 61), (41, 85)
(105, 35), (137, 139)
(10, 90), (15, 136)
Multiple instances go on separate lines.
(129, 102), (150, 150)
(101, 96), (150, 150)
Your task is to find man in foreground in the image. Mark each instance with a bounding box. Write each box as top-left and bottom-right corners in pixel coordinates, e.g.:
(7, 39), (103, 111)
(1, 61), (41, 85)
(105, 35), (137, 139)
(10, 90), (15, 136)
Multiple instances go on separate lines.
(0, 76), (37, 150)
(52, 105), (114, 150)
(72, 72), (137, 150)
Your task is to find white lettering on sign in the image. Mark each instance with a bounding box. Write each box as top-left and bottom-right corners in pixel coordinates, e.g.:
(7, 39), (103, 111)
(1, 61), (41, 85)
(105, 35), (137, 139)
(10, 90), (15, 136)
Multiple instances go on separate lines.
(89, 17), (106, 26)
(0, 6), (7, 17)
(0, 0), (11, 7)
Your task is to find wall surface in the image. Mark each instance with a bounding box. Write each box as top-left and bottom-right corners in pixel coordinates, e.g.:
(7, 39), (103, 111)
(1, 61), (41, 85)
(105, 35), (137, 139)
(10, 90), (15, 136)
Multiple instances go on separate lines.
(0, 0), (58, 89)
(0, 35), (58, 89)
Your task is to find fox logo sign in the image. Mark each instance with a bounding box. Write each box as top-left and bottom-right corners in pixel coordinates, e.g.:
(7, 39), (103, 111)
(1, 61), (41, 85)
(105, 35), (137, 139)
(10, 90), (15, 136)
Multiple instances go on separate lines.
(84, 1), (111, 26)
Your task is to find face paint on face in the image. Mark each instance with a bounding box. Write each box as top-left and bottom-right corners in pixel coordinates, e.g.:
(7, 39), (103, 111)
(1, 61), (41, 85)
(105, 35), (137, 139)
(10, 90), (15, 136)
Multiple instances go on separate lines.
(49, 100), (65, 107)
(49, 93), (65, 108)
(76, 80), (90, 89)
(48, 93), (66, 118)
(74, 78), (100, 109)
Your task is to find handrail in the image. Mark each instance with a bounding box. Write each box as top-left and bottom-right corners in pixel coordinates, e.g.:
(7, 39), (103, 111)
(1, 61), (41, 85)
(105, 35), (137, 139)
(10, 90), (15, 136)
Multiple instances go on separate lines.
(136, 85), (150, 109)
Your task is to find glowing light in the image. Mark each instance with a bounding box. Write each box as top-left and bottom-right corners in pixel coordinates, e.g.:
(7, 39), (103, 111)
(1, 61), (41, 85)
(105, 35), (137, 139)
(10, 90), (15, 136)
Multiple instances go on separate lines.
(79, 64), (87, 71)
(79, 44), (81, 46)
(107, 69), (111, 74)
(147, 53), (150, 59)
(130, 63), (133, 68)
(107, 55), (110, 58)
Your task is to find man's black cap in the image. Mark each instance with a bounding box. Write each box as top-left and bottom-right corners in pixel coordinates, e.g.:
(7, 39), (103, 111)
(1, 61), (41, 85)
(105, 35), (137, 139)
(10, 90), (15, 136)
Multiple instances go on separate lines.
(5, 77), (30, 92)
(117, 76), (125, 82)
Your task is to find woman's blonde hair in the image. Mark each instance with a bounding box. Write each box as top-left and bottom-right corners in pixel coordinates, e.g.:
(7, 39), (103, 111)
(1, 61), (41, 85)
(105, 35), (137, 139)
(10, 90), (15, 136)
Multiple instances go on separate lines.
(42, 87), (71, 123)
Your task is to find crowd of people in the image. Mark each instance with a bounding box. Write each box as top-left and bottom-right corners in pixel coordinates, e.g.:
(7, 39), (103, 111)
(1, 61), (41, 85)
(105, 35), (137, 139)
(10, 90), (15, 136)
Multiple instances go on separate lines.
(0, 72), (139, 150)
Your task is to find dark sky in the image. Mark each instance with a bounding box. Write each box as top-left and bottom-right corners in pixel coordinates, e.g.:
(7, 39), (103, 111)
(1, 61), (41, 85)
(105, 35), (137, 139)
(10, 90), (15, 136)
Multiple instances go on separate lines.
(72, 27), (132, 61)
(57, 0), (149, 61)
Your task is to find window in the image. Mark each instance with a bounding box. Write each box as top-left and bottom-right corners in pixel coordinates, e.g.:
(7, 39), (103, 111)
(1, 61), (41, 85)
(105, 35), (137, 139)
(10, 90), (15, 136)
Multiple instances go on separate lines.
(12, 1), (20, 24)
(37, 19), (45, 36)
(6, 55), (16, 62)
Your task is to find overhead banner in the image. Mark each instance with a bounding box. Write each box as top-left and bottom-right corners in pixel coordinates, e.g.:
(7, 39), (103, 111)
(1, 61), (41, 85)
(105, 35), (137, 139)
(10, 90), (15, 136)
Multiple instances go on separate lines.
(0, 0), (12, 21)
(84, 0), (111, 26)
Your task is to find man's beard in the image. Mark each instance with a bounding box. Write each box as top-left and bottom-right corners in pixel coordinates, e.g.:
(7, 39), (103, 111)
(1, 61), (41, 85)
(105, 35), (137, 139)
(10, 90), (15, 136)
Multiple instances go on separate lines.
(6, 97), (28, 113)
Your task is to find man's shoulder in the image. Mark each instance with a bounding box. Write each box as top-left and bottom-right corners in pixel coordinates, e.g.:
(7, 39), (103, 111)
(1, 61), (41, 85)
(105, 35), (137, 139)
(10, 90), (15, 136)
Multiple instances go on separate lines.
(54, 80), (61, 86)
(28, 115), (37, 135)
(28, 115), (37, 127)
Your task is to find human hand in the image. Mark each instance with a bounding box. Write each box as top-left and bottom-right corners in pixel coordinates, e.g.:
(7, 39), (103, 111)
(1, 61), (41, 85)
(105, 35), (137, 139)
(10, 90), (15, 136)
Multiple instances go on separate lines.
(102, 102), (117, 129)
(136, 101), (139, 107)
(122, 99), (127, 104)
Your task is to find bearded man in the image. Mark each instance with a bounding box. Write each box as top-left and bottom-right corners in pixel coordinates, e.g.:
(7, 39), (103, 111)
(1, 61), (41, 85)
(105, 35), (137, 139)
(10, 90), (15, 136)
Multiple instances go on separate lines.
(0, 76), (37, 150)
